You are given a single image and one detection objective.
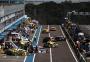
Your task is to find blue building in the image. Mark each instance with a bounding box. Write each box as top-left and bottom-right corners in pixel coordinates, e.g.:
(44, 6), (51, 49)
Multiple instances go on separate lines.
(0, 0), (24, 4)
(0, 0), (28, 41)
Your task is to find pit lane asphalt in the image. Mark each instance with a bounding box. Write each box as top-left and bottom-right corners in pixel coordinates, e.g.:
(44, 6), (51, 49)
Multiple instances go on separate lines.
(0, 28), (35, 62)
(0, 25), (77, 62)
(34, 25), (77, 62)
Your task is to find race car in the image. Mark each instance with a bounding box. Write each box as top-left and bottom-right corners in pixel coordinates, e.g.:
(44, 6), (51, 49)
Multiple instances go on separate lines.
(43, 37), (56, 43)
(5, 48), (27, 56)
(43, 37), (50, 43)
(55, 36), (66, 41)
(44, 40), (58, 48)
(50, 27), (56, 31)
(42, 29), (49, 33)
(43, 37), (58, 48)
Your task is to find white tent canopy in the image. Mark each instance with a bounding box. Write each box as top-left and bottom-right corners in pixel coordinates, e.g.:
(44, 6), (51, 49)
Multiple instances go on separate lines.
(78, 32), (84, 36)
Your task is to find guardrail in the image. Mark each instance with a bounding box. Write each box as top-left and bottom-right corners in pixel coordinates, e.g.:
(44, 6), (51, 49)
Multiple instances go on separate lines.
(0, 15), (27, 33)
(61, 25), (87, 62)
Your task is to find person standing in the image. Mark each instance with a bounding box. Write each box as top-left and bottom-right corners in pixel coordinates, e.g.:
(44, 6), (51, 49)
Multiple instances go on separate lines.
(27, 43), (33, 53)
(34, 46), (38, 53)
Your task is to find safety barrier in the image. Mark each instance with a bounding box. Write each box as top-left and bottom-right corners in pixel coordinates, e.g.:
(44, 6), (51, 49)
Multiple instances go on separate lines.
(61, 25), (87, 62)
(0, 15), (27, 33)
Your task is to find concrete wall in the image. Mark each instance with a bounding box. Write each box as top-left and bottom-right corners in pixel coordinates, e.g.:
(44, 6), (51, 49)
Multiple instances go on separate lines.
(0, 6), (4, 17)
(0, 4), (24, 17)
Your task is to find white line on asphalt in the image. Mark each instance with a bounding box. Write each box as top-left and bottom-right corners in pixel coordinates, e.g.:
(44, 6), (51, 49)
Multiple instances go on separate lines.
(23, 55), (27, 62)
(59, 25), (78, 62)
(49, 33), (50, 37)
(33, 54), (36, 62)
(50, 48), (53, 62)
(48, 25), (50, 37)
(33, 26), (42, 62)
(48, 25), (53, 62)
(23, 28), (38, 62)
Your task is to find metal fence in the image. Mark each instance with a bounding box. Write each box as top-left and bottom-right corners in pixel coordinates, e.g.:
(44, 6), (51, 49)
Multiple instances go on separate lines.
(61, 25), (87, 62)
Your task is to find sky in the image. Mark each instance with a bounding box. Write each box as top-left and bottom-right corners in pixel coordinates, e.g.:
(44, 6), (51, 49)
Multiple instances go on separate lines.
(26, 0), (90, 3)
